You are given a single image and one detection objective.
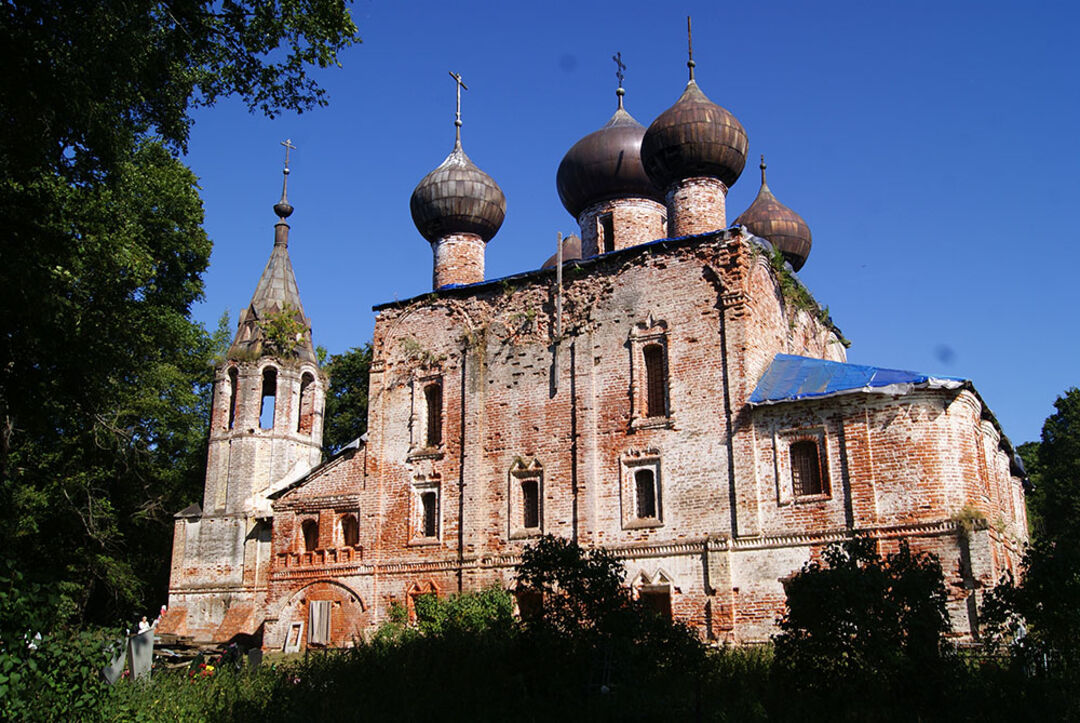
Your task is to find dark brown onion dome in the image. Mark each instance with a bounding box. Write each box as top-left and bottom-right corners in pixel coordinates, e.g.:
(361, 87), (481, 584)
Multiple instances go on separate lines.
(541, 234), (582, 269)
(735, 157), (812, 271)
(556, 103), (662, 218)
(410, 140), (506, 243)
(641, 80), (748, 190)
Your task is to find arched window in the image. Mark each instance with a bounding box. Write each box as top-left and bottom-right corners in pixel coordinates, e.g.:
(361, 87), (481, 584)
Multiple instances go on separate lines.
(340, 514), (359, 547)
(259, 366), (277, 430)
(227, 367), (239, 430)
(297, 372), (315, 434)
(790, 441), (824, 497)
(301, 519), (319, 552)
(424, 383), (442, 447)
(643, 344), (666, 418)
(635, 468), (657, 519)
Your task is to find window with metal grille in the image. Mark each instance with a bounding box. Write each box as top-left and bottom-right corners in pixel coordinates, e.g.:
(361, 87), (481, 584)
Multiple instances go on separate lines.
(521, 479), (540, 529)
(425, 383), (442, 447)
(790, 441), (824, 496)
(635, 468), (657, 518)
(421, 492), (438, 537)
(301, 519), (319, 552)
(643, 344), (666, 417)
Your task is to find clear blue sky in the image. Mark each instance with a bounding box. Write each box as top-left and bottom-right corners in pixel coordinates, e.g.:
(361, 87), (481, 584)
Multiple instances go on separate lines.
(184, 0), (1079, 446)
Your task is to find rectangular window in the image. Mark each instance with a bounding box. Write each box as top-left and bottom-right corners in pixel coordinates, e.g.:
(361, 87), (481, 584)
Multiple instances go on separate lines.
(643, 344), (667, 418)
(599, 213), (615, 253)
(635, 468), (657, 518)
(522, 479), (540, 529)
(639, 585), (673, 619)
(421, 491), (438, 538)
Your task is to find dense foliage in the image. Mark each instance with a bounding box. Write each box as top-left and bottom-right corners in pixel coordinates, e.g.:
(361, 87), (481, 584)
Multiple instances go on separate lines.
(981, 387), (1080, 718)
(321, 344), (372, 455)
(773, 537), (954, 717)
(0, 1), (359, 627)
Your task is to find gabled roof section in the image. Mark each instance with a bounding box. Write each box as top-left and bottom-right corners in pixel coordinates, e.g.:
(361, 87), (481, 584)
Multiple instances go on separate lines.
(750, 354), (966, 405)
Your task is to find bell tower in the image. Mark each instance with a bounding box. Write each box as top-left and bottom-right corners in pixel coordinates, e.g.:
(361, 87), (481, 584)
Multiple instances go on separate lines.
(161, 141), (325, 643)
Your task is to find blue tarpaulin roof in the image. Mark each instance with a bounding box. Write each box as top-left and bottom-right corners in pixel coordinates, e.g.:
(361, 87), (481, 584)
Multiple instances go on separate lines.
(749, 354), (967, 405)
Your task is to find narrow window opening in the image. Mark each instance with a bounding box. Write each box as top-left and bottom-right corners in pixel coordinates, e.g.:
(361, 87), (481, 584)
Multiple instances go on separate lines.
(639, 585), (673, 619)
(297, 372), (315, 434)
(301, 519), (319, 552)
(227, 367), (239, 430)
(635, 468), (657, 519)
(259, 367), (277, 430)
(340, 514), (359, 547)
(643, 344), (666, 417)
(521, 479), (540, 529)
(424, 383), (442, 447)
(791, 441), (824, 496)
(420, 492), (438, 537)
(599, 212), (615, 254)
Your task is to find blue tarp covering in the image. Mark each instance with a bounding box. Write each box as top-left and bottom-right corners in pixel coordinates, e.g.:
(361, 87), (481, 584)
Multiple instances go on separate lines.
(750, 354), (966, 405)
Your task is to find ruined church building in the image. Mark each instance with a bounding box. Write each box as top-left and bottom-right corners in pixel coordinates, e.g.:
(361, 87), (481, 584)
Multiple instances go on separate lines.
(160, 37), (1028, 651)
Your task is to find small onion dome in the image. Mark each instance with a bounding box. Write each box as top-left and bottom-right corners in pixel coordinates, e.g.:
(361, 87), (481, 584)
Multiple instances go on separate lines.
(735, 157), (812, 271)
(274, 199), (294, 219)
(410, 141), (506, 243)
(541, 234), (583, 269)
(641, 80), (748, 190)
(556, 105), (662, 218)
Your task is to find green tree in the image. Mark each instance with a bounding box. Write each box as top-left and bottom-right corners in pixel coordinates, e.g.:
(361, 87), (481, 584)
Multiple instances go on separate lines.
(0, 2), (359, 625)
(984, 388), (1080, 681)
(773, 537), (953, 714)
(322, 344), (372, 455)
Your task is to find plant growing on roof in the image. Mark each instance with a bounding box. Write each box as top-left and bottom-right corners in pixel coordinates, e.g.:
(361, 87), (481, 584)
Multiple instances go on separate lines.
(259, 303), (306, 356)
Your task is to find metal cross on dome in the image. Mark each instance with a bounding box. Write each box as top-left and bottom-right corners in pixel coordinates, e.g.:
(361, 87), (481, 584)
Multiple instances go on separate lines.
(281, 138), (296, 173)
(449, 71), (468, 144)
(687, 15), (696, 80)
(613, 52), (626, 89)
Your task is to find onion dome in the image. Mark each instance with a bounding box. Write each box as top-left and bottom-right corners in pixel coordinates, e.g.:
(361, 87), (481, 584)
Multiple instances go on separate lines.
(736, 156), (812, 271)
(410, 139), (506, 243)
(542, 234), (582, 269)
(641, 78), (748, 190)
(556, 90), (662, 218)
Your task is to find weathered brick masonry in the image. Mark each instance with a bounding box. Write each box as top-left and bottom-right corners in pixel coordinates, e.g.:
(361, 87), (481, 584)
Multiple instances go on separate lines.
(161, 56), (1027, 651)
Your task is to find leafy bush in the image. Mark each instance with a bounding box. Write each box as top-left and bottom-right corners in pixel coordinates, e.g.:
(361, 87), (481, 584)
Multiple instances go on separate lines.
(773, 537), (954, 716)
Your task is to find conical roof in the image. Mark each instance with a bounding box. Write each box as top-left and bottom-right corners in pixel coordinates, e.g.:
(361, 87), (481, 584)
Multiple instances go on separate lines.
(556, 99), (662, 218)
(410, 140), (506, 243)
(735, 158), (812, 271)
(641, 80), (748, 190)
(228, 219), (317, 363)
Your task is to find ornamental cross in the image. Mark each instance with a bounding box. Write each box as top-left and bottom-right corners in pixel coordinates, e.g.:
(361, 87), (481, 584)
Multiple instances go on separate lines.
(613, 52), (626, 89)
(449, 71), (468, 142)
(281, 138), (296, 172)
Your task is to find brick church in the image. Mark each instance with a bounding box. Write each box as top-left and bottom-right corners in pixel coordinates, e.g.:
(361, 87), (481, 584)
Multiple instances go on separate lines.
(159, 45), (1029, 651)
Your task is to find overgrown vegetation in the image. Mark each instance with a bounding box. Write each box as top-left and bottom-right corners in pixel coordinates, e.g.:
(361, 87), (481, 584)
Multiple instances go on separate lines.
(0, 1), (359, 628)
(763, 246), (851, 347)
(321, 344), (372, 455)
(258, 304), (307, 357)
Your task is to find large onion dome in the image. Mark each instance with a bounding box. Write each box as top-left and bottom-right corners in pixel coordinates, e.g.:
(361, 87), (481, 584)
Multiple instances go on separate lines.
(641, 79), (748, 190)
(735, 157), (812, 271)
(556, 93), (663, 218)
(410, 139), (506, 243)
